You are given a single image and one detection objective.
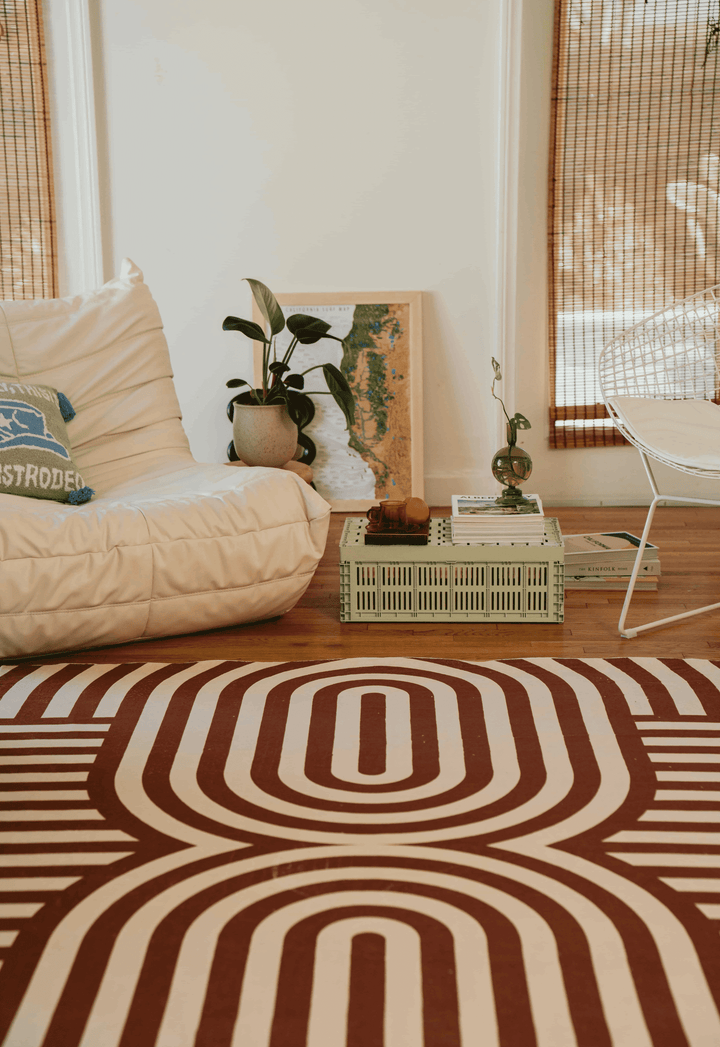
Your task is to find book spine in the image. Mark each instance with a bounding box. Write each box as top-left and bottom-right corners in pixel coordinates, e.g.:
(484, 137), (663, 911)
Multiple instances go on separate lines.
(564, 560), (661, 576)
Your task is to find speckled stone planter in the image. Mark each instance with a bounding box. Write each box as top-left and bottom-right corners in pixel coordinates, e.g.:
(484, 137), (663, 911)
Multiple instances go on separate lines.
(232, 402), (299, 468)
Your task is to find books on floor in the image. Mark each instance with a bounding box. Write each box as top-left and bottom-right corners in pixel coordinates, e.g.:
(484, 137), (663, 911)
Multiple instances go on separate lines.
(563, 531), (659, 564)
(451, 494), (545, 544)
(563, 531), (660, 590)
(565, 574), (659, 591)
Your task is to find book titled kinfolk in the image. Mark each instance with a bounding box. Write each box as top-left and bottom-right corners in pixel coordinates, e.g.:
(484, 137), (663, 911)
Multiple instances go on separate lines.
(565, 574), (659, 591)
(565, 558), (661, 576)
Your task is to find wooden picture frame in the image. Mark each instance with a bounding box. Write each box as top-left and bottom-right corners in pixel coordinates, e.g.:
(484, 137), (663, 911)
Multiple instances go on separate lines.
(252, 291), (423, 510)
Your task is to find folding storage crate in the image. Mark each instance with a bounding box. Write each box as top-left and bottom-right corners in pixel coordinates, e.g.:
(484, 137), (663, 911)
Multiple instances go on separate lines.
(339, 516), (564, 623)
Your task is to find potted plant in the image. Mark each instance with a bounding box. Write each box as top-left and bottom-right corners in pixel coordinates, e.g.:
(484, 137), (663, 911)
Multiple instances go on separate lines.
(223, 279), (355, 467)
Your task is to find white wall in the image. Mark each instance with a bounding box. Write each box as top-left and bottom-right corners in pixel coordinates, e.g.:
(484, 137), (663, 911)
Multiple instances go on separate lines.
(49, 0), (715, 507)
(78, 0), (504, 504)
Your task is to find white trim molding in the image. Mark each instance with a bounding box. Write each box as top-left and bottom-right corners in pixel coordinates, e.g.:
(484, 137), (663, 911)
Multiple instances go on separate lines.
(494, 0), (524, 447)
(44, 0), (104, 294)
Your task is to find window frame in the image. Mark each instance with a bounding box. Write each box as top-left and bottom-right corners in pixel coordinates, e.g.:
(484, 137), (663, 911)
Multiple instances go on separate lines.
(43, 0), (103, 296)
(546, 0), (720, 449)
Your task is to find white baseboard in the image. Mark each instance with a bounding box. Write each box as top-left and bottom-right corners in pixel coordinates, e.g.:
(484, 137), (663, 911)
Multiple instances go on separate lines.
(541, 498), (654, 508)
(422, 484), (711, 510)
(544, 497), (713, 508)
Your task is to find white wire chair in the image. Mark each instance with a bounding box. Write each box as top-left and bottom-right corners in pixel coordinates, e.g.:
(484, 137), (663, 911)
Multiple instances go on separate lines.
(598, 284), (720, 638)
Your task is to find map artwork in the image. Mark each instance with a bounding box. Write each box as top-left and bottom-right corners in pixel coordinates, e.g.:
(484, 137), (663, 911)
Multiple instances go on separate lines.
(275, 302), (413, 505)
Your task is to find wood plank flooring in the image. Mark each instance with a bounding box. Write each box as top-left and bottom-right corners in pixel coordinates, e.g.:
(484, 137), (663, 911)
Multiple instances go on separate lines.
(20, 505), (720, 664)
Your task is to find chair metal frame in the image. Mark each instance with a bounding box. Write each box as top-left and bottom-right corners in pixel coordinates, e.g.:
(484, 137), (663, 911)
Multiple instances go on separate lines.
(598, 284), (720, 638)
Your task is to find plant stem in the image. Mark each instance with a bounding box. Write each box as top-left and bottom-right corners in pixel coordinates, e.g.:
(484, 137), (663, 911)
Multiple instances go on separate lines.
(261, 338), (272, 397)
(281, 336), (299, 367)
(491, 379), (512, 427)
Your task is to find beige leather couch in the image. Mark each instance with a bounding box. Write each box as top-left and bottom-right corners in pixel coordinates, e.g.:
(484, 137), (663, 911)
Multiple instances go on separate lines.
(0, 260), (331, 659)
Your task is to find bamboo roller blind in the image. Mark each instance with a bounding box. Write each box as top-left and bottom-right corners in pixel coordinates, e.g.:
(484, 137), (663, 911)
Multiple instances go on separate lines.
(548, 0), (720, 448)
(0, 0), (56, 300)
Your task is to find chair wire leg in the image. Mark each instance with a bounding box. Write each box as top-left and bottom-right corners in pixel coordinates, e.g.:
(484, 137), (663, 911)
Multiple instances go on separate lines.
(618, 496), (659, 638)
(619, 453), (720, 638)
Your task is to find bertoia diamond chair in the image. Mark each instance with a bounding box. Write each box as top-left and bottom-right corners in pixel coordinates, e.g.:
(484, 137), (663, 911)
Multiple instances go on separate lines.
(599, 284), (720, 638)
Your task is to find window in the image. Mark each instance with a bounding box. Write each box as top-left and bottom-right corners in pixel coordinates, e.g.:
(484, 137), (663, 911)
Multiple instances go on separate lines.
(0, 0), (57, 299)
(548, 0), (720, 448)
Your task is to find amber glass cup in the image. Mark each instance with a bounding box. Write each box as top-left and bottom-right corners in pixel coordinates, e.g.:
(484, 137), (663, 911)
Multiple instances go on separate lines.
(367, 500), (406, 528)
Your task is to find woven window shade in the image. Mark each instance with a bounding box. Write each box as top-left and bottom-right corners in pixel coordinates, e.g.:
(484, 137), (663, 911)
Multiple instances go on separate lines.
(0, 1), (56, 300)
(548, 0), (720, 448)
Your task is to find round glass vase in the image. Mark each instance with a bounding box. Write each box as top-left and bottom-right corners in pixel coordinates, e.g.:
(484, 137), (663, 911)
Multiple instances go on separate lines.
(491, 424), (533, 507)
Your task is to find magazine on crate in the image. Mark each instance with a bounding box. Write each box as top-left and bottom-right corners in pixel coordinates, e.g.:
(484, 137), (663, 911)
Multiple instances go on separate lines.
(451, 494), (544, 520)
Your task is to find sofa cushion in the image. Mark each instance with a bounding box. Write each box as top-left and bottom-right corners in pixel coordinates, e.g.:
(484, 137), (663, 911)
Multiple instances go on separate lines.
(0, 258), (192, 494)
(607, 396), (720, 470)
(0, 379), (94, 503)
(0, 460), (330, 658)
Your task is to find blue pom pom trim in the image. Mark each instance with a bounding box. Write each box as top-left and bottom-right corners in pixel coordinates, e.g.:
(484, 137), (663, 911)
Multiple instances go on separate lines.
(68, 486), (94, 505)
(57, 391), (76, 422)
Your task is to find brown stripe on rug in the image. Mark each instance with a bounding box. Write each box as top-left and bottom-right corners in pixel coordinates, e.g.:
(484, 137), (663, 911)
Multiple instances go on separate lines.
(0, 657), (719, 1046)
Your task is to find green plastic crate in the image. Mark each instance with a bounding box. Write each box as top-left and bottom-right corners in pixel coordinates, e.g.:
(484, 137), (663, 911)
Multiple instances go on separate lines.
(339, 517), (564, 622)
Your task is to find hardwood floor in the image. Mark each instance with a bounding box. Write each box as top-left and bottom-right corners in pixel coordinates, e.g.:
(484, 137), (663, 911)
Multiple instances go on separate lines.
(20, 505), (720, 665)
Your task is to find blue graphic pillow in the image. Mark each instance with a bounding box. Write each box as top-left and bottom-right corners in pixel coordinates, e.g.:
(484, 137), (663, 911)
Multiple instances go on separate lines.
(0, 380), (94, 504)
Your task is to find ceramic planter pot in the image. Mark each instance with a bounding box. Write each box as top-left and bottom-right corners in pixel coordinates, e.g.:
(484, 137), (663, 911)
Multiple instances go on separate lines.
(232, 401), (299, 467)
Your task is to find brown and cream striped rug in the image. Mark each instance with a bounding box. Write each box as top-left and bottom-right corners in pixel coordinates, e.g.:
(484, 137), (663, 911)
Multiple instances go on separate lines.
(1, 657), (720, 1046)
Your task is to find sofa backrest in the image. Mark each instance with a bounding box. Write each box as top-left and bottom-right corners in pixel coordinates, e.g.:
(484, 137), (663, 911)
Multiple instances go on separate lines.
(0, 259), (193, 492)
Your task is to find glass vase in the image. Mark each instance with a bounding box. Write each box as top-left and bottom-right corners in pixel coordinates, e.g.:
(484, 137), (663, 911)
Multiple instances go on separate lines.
(491, 425), (533, 507)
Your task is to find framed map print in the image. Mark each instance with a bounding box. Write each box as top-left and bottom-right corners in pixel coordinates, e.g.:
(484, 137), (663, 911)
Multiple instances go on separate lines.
(253, 291), (423, 510)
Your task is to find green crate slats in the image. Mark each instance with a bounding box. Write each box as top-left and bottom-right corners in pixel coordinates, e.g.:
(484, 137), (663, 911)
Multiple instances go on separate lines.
(340, 517), (564, 623)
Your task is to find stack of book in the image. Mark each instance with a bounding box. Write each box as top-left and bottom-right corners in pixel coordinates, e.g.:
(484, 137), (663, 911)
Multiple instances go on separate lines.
(451, 494), (545, 545)
(563, 531), (661, 590)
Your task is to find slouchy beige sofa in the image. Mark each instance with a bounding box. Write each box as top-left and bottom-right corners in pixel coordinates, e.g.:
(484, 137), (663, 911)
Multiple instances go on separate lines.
(0, 260), (331, 659)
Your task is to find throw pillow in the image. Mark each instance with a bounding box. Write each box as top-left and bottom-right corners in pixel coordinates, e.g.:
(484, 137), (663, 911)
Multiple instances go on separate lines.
(0, 379), (94, 504)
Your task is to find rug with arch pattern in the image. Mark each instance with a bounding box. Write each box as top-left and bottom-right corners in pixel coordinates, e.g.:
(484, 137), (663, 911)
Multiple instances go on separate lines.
(1, 656), (720, 1046)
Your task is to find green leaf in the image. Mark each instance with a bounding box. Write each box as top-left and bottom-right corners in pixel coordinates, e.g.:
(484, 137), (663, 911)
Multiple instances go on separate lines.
(285, 390), (315, 429)
(245, 279), (285, 336)
(285, 373), (305, 389)
(512, 412), (532, 430)
(288, 314), (340, 345)
(268, 361), (290, 376)
(323, 362), (356, 428)
(287, 314), (330, 336)
(226, 378), (250, 388)
(222, 316), (269, 343)
(491, 357), (503, 381)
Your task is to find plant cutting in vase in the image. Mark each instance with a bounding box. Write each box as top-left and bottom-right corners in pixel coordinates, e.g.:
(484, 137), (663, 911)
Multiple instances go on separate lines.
(223, 278), (356, 440)
(490, 356), (533, 506)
